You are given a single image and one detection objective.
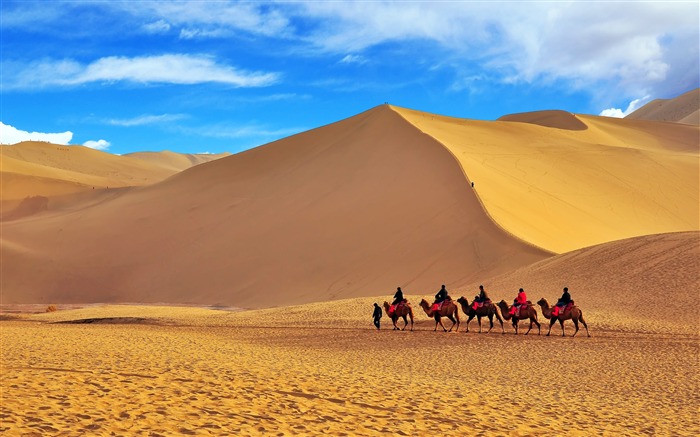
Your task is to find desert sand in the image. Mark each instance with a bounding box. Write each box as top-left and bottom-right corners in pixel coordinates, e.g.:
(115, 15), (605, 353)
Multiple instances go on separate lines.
(1, 230), (698, 436)
(1, 92), (699, 436)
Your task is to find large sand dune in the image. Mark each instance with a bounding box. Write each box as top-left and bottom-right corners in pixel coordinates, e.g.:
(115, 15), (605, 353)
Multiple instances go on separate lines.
(1, 106), (549, 307)
(2, 104), (697, 308)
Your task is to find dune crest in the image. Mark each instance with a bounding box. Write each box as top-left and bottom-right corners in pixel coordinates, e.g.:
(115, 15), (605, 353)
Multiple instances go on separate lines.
(393, 105), (699, 253)
(626, 88), (699, 125)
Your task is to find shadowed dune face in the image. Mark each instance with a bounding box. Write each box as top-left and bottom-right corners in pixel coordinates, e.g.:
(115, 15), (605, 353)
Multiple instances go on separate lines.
(1, 106), (549, 307)
(394, 106), (699, 253)
(497, 109), (588, 130)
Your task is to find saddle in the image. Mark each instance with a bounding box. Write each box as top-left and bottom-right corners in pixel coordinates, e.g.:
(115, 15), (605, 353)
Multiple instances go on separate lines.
(472, 299), (491, 310)
(389, 299), (408, 314)
(552, 302), (574, 317)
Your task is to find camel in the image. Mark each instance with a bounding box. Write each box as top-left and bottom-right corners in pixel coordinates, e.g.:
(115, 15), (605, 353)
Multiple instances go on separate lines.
(536, 298), (590, 337)
(456, 296), (505, 334)
(496, 300), (541, 335)
(382, 301), (414, 331)
(419, 298), (460, 332)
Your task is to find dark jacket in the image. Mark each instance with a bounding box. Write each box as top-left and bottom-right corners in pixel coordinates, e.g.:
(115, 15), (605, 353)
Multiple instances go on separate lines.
(435, 286), (448, 303)
(392, 288), (404, 305)
(373, 305), (382, 319)
(557, 290), (572, 306)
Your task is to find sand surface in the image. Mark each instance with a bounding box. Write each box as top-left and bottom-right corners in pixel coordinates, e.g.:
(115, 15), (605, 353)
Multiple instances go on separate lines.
(1, 299), (698, 437)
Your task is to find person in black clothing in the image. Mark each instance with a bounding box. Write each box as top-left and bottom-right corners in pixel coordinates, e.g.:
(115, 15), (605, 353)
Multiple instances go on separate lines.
(553, 287), (572, 316)
(557, 287), (572, 307)
(435, 284), (449, 304)
(392, 287), (404, 305)
(474, 285), (488, 303)
(372, 303), (382, 330)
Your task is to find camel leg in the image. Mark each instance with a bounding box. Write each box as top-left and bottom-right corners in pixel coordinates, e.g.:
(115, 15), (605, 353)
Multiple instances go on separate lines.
(487, 315), (493, 334)
(512, 320), (519, 335)
(572, 318), (580, 337)
(447, 315), (456, 332)
(560, 319), (565, 336)
(392, 317), (398, 330)
(525, 319), (533, 335)
(466, 315), (473, 333)
(401, 315), (408, 331)
(534, 316), (541, 335)
(409, 313), (414, 332)
(579, 313), (590, 337)
(497, 313), (505, 334)
(546, 318), (555, 336)
(477, 316), (482, 333)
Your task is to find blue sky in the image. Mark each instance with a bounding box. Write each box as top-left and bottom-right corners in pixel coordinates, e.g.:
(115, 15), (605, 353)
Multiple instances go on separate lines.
(1, 1), (698, 155)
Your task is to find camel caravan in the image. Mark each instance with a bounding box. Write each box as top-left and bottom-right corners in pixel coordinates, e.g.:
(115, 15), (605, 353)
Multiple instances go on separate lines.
(376, 285), (589, 337)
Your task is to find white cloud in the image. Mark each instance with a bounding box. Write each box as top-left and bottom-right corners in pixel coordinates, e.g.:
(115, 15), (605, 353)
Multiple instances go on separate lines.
(143, 19), (171, 34)
(0, 122), (73, 145)
(339, 54), (367, 65)
(106, 113), (187, 127)
(4, 54), (279, 89)
(599, 96), (651, 118)
(83, 139), (111, 150)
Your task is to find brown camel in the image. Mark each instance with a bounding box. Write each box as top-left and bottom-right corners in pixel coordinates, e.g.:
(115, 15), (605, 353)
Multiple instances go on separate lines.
(419, 298), (460, 332)
(496, 300), (541, 335)
(382, 301), (414, 331)
(456, 296), (505, 334)
(536, 298), (590, 337)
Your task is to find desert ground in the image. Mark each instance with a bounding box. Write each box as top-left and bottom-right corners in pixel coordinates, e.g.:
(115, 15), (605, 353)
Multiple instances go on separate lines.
(1, 91), (698, 435)
(1, 295), (698, 436)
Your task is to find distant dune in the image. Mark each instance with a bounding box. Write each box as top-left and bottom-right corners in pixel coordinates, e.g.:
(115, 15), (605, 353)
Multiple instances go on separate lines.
(497, 109), (588, 130)
(1, 102), (698, 308)
(0, 142), (228, 218)
(125, 150), (230, 172)
(626, 88), (699, 125)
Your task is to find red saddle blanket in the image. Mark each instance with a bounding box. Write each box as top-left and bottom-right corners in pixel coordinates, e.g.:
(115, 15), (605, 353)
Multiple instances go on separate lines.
(389, 301), (407, 314)
(471, 300), (491, 310)
(431, 303), (440, 312)
(552, 303), (573, 316)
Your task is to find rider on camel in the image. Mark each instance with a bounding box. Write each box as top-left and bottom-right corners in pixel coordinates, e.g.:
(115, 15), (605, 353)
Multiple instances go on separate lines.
(434, 284), (450, 305)
(552, 287), (572, 316)
(510, 288), (527, 316)
(392, 287), (404, 306)
(472, 284), (489, 310)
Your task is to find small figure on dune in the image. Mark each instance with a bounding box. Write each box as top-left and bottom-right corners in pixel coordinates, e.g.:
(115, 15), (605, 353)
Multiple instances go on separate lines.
(372, 302), (382, 330)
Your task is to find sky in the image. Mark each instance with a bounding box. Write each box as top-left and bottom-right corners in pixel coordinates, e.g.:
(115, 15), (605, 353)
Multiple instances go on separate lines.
(1, 0), (698, 155)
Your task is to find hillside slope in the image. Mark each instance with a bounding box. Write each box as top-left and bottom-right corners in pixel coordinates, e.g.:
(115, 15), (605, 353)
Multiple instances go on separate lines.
(1, 106), (549, 307)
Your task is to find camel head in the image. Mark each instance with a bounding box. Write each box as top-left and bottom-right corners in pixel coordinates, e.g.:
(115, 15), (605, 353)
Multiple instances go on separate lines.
(419, 298), (429, 308)
(497, 299), (508, 309)
(536, 298), (549, 307)
(456, 296), (468, 305)
(383, 301), (390, 310)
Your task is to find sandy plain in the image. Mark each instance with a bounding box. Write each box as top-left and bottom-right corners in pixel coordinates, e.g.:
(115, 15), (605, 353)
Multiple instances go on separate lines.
(1, 298), (698, 437)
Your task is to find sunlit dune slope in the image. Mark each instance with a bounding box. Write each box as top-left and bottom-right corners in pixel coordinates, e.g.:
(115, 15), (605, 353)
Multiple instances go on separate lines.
(1, 106), (549, 307)
(394, 106), (699, 253)
(465, 231), (699, 335)
(0, 142), (228, 202)
(126, 150), (231, 172)
(498, 109), (588, 130)
(626, 88), (699, 125)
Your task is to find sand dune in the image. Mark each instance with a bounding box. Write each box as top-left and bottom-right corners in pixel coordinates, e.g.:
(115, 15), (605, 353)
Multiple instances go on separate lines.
(2, 104), (699, 307)
(1, 106), (549, 307)
(125, 150), (231, 172)
(2, 227), (698, 437)
(395, 106), (699, 253)
(0, 142), (229, 220)
(626, 88), (699, 125)
(497, 109), (588, 130)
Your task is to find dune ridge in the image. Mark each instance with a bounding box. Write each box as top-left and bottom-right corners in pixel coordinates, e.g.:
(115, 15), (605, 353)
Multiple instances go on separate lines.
(393, 105), (699, 253)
